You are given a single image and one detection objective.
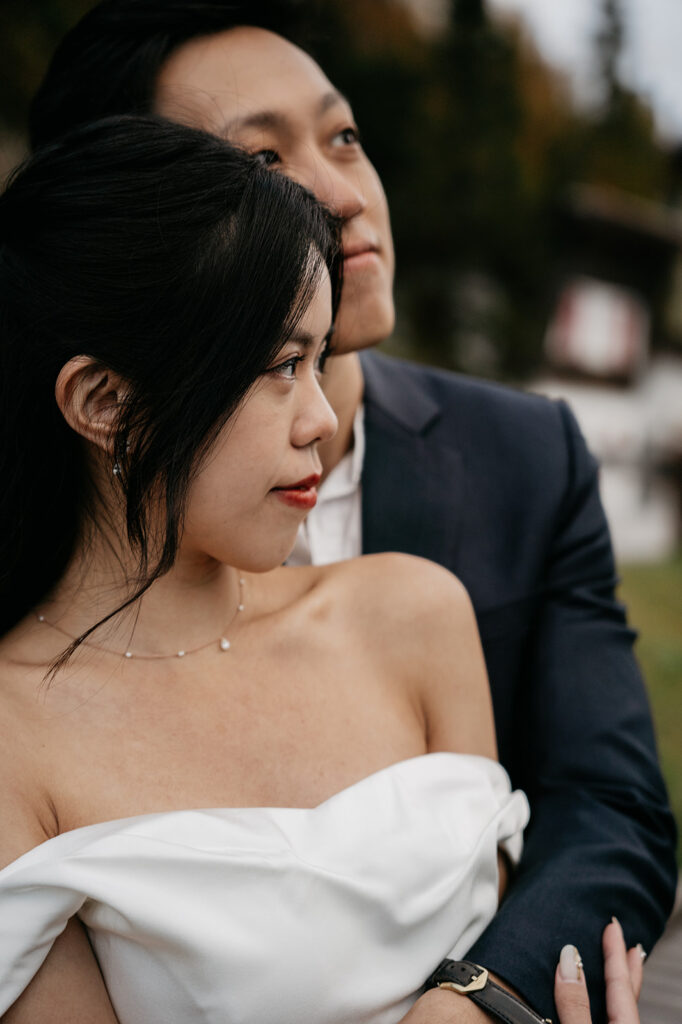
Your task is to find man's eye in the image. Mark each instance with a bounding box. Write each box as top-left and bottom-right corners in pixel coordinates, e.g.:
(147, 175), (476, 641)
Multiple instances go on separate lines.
(332, 126), (361, 147)
(254, 149), (281, 167)
(316, 340), (334, 375)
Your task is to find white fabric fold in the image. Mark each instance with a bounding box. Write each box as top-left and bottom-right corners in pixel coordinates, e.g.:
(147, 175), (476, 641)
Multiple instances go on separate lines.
(0, 752), (529, 1024)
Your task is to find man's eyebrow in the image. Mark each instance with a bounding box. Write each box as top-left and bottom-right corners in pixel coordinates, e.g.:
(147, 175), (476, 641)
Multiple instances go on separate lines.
(222, 110), (284, 136)
(318, 89), (348, 117)
(222, 90), (349, 137)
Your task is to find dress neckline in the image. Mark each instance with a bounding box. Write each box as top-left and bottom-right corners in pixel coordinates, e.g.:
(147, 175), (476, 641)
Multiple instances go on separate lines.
(1, 752), (497, 874)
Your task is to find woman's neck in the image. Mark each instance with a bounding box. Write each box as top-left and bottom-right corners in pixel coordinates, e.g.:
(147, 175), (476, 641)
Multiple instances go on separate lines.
(42, 539), (245, 660)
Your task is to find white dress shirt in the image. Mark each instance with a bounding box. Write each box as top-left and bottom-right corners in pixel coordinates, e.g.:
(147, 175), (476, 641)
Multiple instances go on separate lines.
(287, 404), (365, 566)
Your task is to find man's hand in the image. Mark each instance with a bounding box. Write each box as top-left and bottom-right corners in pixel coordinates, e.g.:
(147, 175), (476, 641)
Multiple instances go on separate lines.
(396, 986), (495, 1023)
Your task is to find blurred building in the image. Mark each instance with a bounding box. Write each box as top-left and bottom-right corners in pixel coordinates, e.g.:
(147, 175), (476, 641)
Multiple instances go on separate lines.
(531, 184), (682, 561)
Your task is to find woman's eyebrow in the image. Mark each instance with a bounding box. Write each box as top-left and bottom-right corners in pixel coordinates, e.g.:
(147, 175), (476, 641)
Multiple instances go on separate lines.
(287, 330), (315, 347)
(288, 323), (334, 347)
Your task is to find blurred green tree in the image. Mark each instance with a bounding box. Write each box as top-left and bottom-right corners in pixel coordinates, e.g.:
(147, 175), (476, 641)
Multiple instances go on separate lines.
(571, 0), (668, 198)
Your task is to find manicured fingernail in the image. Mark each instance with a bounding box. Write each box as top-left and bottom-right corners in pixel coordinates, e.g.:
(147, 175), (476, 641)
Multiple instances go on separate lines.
(637, 943), (647, 962)
(559, 945), (583, 982)
(611, 916), (622, 931)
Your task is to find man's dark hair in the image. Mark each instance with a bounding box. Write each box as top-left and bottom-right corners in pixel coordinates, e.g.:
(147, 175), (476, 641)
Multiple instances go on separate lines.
(29, 1), (318, 150)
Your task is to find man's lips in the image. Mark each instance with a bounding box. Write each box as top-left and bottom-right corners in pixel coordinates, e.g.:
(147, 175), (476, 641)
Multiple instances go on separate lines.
(343, 241), (380, 272)
(271, 474), (321, 511)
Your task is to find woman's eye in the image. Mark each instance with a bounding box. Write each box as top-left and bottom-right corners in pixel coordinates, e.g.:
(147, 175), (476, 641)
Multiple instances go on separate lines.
(271, 355), (303, 379)
(254, 148), (281, 168)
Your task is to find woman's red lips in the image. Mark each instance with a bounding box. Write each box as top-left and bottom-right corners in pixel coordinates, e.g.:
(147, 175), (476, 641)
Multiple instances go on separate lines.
(276, 474), (321, 491)
(271, 474), (321, 511)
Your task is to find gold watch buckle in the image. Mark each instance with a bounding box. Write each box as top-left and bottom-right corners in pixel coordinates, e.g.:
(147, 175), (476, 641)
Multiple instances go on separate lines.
(438, 966), (489, 994)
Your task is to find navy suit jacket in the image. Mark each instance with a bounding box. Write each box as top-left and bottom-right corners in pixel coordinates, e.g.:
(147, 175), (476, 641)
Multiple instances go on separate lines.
(360, 350), (677, 1022)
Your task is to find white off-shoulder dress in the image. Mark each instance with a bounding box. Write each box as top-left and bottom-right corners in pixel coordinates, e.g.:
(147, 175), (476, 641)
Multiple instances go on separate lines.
(0, 752), (528, 1024)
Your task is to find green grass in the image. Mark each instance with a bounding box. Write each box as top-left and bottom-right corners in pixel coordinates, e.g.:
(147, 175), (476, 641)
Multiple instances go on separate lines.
(618, 552), (682, 864)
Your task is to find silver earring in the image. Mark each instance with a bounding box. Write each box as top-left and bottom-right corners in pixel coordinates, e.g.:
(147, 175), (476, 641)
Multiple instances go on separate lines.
(113, 461), (122, 477)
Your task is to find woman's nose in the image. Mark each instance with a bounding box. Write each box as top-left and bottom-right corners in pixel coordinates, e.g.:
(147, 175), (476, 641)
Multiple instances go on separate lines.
(293, 376), (338, 448)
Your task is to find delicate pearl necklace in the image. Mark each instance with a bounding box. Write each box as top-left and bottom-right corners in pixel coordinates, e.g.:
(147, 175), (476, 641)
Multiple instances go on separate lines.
(36, 576), (246, 660)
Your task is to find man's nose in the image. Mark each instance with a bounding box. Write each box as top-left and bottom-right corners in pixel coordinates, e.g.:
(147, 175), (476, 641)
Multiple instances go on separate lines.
(292, 152), (366, 222)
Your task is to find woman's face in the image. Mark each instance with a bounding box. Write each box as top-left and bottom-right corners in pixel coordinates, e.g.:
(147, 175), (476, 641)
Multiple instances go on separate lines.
(180, 270), (338, 572)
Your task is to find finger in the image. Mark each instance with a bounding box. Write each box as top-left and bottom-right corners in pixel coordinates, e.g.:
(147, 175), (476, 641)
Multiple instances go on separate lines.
(554, 945), (591, 1024)
(626, 944), (645, 1001)
(603, 919), (640, 1023)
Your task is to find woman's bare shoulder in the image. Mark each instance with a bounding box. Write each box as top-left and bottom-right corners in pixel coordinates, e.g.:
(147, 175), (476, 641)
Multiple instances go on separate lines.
(0, 650), (57, 868)
(315, 555), (495, 757)
(0, 721), (54, 870)
(0, 646), (119, 1020)
(263, 555), (466, 621)
(0, 795), (53, 872)
(316, 552), (472, 631)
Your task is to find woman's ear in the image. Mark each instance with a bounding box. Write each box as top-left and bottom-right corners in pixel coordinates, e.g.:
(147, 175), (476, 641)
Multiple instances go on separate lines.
(55, 356), (129, 452)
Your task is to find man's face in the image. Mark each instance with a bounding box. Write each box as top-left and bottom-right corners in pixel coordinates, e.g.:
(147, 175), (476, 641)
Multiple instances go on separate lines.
(155, 26), (395, 354)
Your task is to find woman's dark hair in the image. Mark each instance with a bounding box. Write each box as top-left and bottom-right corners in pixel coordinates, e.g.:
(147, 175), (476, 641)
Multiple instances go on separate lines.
(0, 115), (341, 650)
(30, 0), (321, 149)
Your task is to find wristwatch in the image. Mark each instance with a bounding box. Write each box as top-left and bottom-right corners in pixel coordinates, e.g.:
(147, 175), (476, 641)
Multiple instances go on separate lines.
(424, 959), (552, 1024)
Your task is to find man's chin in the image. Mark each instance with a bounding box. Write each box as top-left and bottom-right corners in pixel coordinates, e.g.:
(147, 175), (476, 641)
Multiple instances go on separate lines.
(332, 299), (395, 355)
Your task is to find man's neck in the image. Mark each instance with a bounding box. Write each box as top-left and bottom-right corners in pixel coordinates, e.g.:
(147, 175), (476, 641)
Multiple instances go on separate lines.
(318, 352), (364, 481)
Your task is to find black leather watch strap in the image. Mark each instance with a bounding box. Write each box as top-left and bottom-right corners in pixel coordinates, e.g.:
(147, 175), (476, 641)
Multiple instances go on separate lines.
(424, 959), (552, 1024)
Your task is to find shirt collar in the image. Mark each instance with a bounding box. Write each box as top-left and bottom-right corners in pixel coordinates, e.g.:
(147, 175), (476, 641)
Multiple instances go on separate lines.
(318, 403), (365, 502)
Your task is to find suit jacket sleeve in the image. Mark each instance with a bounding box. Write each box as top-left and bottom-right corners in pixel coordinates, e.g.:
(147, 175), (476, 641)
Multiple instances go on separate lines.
(466, 399), (678, 1022)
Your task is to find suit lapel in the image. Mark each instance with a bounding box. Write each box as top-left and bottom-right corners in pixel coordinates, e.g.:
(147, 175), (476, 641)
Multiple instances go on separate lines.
(360, 352), (464, 569)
